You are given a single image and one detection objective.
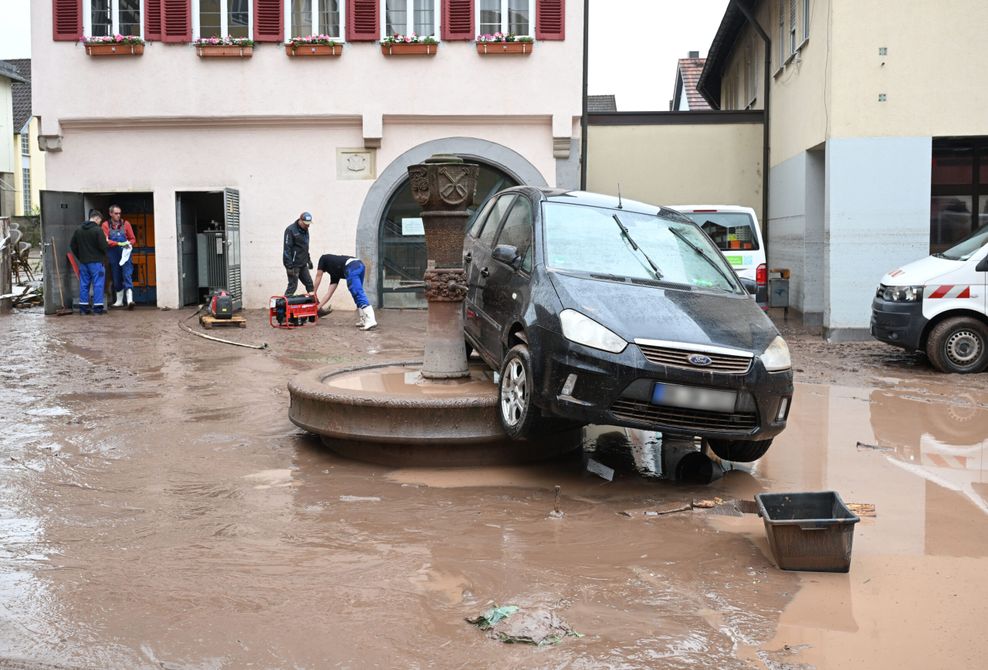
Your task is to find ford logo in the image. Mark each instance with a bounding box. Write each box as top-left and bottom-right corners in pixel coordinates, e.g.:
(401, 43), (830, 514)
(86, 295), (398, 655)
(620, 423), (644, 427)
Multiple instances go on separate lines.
(688, 354), (712, 367)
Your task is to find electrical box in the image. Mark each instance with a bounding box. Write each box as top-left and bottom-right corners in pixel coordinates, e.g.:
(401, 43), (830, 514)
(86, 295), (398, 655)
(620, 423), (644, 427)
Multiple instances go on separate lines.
(197, 231), (226, 290)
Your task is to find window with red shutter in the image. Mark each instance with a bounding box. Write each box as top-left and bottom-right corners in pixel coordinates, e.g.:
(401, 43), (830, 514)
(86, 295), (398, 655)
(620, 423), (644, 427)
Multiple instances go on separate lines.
(535, 0), (563, 40)
(146, 0), (163, 40)
(162, 0), (191, 42)
(254, 0), (283, 41)
(347, 0), (379, 41)
(53, 0), (82, 41)
(442, 0), (472, 41)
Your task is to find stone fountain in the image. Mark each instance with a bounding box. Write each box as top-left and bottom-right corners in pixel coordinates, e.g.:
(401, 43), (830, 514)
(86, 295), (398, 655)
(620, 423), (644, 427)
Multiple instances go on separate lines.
(288, 155), (579, 466)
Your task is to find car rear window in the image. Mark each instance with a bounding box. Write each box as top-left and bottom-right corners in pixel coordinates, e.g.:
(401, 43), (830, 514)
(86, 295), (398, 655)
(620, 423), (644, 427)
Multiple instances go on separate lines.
(681, 212), (760, 251)
(542, 203), (743, 294)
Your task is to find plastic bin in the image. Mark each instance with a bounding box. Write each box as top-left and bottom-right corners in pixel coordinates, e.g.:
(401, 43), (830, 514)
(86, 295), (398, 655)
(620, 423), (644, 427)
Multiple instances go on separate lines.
(755, 491), (860, 572)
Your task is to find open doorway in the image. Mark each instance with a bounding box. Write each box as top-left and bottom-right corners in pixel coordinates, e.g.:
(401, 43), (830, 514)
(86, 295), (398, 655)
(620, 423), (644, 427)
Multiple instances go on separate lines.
(85, 193), (156, 305)
(176, 189), (242, 309)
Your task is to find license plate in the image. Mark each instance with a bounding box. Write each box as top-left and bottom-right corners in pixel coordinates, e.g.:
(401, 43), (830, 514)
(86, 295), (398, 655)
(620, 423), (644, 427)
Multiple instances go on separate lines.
(651, 383), (737, 412)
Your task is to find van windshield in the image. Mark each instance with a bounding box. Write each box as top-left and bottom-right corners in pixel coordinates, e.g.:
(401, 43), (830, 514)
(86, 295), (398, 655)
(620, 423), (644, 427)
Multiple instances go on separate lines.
(542, 203), (744, 294)
(940, 223), (988, 261)
(679, 211), (760, 251)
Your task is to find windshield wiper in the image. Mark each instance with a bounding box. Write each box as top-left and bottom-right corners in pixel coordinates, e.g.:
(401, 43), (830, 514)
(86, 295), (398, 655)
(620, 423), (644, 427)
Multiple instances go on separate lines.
(667, 226), (738, 291)
(613, 214), (663, 280)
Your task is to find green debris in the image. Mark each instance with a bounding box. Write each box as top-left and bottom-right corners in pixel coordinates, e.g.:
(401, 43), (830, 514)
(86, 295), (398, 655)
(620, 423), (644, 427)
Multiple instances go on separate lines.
(465, 605), (519, 630)
(466, 605), (582, 646)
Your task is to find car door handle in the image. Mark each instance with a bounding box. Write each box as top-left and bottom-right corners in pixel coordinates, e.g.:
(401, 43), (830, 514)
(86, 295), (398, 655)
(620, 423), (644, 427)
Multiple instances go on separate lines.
(464, 252), (472, 264)
(480, 267), (490, 278)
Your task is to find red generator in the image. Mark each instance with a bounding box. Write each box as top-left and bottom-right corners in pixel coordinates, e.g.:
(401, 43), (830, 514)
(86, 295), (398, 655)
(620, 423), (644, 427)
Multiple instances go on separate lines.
(270, 295), (319, 329)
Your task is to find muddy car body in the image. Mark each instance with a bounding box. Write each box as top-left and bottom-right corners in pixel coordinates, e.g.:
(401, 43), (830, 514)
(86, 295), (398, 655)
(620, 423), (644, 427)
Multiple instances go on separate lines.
(463, 188), (793, 462)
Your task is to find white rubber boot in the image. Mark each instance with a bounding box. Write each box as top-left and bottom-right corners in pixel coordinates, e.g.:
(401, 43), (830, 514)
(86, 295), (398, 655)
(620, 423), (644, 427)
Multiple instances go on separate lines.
(360, 305), (377, 331)
(354, 308), (366, 328)
(113, 292), (124, 308)
(125, 288), (134, 310)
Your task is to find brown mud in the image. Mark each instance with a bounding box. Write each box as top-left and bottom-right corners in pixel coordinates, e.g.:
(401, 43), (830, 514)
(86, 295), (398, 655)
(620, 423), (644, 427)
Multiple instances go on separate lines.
(0, 307), (986, 668)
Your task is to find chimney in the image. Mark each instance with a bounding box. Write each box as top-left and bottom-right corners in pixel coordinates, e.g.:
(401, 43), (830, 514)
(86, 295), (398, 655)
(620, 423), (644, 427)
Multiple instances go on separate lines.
(688, 50), (700, 58)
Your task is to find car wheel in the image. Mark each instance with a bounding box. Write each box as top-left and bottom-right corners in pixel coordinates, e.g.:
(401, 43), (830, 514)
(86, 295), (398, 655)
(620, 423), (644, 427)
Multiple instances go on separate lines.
(498, 344), (542, 440)
(706, 438), (773, 462)
(926, 317), (988, 374)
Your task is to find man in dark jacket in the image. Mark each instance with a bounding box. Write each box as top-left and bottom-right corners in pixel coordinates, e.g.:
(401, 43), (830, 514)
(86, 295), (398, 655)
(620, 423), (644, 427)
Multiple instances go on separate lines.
(283, 211), (314, 295)
(69, 209), (110, 315)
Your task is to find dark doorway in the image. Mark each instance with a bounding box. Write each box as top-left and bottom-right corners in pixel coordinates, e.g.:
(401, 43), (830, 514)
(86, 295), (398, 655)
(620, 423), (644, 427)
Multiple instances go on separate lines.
(176, 190), (242, 309)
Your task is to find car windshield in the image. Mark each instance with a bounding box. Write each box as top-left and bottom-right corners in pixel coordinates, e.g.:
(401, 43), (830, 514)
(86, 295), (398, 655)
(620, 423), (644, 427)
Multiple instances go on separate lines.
(679, 211), (760, 251)
(542, 203), (743, 293)
(940, 223), (988, 261)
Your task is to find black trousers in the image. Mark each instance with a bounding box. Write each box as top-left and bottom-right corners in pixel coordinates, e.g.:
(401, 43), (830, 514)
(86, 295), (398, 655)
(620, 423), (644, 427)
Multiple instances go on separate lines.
(285, 265), (314, 295)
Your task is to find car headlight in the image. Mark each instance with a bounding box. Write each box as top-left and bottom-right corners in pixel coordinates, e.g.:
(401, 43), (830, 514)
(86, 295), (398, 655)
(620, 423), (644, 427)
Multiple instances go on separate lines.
(559, 309), (627, 354)
(761, 336), (791, 372)
(876, 284), (924, 302)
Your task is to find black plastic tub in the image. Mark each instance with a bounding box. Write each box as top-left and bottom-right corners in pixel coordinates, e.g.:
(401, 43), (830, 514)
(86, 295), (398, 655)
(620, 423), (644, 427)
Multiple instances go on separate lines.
(755, 491), (861, 572)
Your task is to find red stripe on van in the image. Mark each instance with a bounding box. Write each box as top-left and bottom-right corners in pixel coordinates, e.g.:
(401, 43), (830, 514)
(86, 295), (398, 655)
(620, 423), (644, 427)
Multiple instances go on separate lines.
(928, 285), (953, 299)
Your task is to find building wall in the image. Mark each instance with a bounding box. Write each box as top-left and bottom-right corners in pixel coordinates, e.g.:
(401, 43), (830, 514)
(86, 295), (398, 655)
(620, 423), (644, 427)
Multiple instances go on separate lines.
(586, 121), (763, 218)
(830, 0), (988, 139)
(719, 4), (768, 113)
(47, 119), (556, 309)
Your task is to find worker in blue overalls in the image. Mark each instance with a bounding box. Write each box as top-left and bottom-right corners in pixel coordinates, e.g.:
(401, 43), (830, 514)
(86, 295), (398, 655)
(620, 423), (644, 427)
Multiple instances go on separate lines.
(101, 204), (137, 309)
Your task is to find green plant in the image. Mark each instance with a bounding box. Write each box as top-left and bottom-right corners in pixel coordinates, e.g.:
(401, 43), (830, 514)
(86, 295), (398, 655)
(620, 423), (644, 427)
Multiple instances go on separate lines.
(83, 34), (145, 45)
(381, 34), (439, 45)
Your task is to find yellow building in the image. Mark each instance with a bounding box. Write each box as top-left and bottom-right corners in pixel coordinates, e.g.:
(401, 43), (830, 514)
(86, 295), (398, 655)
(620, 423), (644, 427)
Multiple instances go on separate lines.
(4, 59), (45, 216)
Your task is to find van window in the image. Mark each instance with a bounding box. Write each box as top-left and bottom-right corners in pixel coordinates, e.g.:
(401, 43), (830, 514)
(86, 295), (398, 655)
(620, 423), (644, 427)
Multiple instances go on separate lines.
(681, 212), (760, 251)
(940, 223), (988, 261)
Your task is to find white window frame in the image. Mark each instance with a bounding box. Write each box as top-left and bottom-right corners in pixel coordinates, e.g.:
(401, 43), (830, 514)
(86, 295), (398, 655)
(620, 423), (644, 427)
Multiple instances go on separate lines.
(192, 0), (254, 40)
(22, 167), (31, 214)
(381, 0), (440, 38)
(20, 132), (30, 157)
(476, 0), (535, 38)
(83, 0), (144, 39)
(802, 0), (810, 41)
(284, 0), (346, 41)
(788, 0), (797, 56)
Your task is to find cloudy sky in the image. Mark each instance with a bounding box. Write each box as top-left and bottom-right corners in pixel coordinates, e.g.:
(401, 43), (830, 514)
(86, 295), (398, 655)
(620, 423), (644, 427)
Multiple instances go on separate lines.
(0, 0), (729, 111)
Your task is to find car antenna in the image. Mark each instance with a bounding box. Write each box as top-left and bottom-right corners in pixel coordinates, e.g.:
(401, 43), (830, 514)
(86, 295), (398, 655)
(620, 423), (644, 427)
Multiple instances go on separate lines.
(617, 183), (624, 209)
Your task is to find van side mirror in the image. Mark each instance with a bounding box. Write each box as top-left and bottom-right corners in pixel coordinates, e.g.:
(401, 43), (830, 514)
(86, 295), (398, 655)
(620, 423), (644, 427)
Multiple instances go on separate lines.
(977, 256), (988, 272)
(492, 244), (521, 269)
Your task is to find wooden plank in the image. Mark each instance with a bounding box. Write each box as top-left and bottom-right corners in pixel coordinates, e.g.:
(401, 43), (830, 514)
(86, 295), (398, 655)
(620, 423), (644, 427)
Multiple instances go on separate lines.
(200, 313), (247, 329)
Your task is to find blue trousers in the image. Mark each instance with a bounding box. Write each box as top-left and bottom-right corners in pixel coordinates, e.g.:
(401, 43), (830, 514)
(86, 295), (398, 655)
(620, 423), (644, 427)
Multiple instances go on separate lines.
(346, 261), (369, 309)
(79, 262), (105, 312)
(107, 246), (134, 291)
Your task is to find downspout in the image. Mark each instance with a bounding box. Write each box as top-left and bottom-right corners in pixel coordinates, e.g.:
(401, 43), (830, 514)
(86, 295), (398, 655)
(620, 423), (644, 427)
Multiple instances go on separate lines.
(580, 0), (589, 190)
(732, 0), (771, 256)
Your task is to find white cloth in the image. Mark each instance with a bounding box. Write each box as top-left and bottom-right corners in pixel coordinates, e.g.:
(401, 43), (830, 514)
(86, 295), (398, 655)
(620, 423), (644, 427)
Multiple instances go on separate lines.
(120, 245), (132, 267)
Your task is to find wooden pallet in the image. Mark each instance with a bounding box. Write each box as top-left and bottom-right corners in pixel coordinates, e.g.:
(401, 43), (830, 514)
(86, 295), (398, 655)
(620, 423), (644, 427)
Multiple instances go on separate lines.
(200, 313), (247, 329)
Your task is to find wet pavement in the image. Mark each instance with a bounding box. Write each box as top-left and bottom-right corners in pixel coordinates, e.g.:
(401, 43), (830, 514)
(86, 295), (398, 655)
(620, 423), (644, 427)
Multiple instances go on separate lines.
(1, 307), (987, 669)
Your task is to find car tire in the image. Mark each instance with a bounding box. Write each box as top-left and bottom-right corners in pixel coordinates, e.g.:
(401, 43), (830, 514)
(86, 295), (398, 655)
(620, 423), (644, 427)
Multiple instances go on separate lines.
(926, 317), (988, 374)
(498, 344), (543, 440)
(706, 438), (773, 463)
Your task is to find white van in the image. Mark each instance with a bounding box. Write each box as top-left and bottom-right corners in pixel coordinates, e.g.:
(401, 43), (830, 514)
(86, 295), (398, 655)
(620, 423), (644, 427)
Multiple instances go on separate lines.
(871, 225), (988, 373)
(671, 205), (767, 304)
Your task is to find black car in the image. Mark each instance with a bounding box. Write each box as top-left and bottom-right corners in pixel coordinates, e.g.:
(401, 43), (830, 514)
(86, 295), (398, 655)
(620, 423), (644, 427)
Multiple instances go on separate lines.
(463, 188), (794, 462)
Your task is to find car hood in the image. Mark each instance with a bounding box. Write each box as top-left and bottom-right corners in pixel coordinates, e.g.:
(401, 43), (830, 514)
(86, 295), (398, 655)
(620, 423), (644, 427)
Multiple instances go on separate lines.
(548, 271), (779, 354)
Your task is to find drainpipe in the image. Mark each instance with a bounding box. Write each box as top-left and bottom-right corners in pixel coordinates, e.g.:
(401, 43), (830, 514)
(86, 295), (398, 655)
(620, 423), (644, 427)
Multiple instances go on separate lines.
(732, 0), (771, 256)
(580, 0), (589, 190)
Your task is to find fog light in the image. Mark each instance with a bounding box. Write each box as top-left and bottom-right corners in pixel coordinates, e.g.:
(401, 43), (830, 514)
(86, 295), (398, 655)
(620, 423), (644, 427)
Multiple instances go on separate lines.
(561, 374), (577, 397)
(776, 397), (791, 421)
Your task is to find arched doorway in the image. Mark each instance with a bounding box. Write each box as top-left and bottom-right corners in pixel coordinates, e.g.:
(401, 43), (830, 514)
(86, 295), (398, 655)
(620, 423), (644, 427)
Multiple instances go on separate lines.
(378, 161), (519, 308)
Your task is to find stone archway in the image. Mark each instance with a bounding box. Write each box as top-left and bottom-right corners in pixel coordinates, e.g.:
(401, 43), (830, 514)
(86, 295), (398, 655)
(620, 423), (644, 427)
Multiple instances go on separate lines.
(356, 137), (548, 306)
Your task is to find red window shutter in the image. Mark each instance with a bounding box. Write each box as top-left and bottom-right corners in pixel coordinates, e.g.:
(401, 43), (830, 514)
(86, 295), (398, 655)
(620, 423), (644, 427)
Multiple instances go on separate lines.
(347, 0), (379, 41)
(536, 0), (564, 40)
(255, 0), (284, 42)
(52, 0), (82, 41)
(145, 0), (163, 41)
(162, 0), (192, 42)
(442, 0), (473, 41)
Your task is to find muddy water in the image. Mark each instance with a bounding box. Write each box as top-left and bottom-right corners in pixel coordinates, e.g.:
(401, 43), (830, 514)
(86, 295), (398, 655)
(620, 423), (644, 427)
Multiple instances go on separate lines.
(1, 309), (987, 669)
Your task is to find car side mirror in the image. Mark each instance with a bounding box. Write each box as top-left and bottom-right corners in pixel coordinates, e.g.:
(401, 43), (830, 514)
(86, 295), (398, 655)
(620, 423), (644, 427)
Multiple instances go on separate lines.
(492, 244), (521, 269)
(977, 256), (988, 272)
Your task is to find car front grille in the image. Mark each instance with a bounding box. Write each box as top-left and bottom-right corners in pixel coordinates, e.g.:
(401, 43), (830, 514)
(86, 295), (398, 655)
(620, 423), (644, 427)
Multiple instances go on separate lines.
(610, 399), (758, 432)
(636, 343), (753, 374)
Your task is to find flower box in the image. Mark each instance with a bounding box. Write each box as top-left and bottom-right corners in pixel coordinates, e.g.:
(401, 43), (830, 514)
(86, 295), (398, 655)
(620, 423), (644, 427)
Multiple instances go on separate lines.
(285, 43), (343, 57)
(84, 43), (144, 56)
(196, 44), (253, 58)
(381, 42), (438, 56)
(476, 41), (533, 55)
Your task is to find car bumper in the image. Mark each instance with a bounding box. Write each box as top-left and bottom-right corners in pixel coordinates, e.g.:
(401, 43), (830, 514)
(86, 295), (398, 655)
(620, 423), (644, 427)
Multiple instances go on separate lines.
(532, 327), (793, 441)
(871, 298), (926, 351)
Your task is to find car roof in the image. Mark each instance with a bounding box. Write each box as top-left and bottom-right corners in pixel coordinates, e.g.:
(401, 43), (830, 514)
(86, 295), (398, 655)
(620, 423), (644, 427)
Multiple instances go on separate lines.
(501, 187), (688, 220)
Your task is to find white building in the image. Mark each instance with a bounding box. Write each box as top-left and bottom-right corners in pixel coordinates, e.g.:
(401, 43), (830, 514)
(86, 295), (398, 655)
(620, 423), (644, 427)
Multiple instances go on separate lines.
(33, 0), (582, 310)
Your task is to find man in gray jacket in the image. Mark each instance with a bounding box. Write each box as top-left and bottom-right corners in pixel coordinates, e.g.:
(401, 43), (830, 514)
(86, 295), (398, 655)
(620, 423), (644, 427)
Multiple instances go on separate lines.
(283, 211), (313, 295)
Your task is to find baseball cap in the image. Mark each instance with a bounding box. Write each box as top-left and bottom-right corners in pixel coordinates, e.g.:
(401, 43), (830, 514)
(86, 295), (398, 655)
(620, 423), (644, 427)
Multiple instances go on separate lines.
(301, 211), (312, 222)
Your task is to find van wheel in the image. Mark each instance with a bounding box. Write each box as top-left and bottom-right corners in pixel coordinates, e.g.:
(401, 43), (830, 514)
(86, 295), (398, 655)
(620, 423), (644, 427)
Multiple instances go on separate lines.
(706, 438), (773, 462)
(926, 317), (988, 374)
(498, 344), (543, 440)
